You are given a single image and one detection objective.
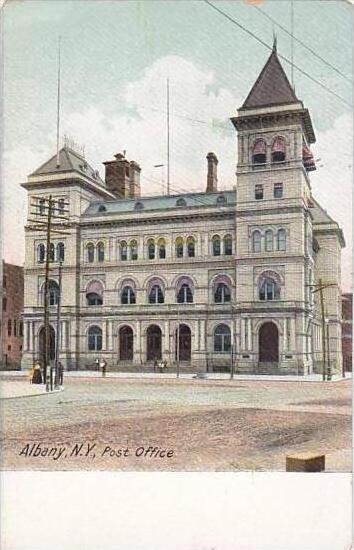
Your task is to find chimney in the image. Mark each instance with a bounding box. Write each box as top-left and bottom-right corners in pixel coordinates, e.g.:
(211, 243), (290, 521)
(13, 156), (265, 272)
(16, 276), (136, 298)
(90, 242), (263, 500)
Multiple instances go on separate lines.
(103, 153), (141, 199)
(129, 161), (141, 199)
(206, 152), (218, 193)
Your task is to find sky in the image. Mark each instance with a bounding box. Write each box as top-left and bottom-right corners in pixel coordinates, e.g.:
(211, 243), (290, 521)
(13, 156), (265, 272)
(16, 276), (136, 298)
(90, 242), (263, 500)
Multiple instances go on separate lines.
(1, 0), (353, 290)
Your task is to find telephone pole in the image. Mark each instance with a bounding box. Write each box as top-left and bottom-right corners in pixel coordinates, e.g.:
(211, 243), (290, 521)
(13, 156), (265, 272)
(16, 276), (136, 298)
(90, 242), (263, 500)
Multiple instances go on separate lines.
(43, 195), (54, 385)
(311, 279), (337, 382)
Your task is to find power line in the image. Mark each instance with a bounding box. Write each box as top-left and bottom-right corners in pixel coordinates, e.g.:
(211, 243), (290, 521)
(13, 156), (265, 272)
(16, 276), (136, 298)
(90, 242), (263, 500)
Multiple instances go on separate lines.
(254, 4), (352, 83)
(203, 0), (352, 108)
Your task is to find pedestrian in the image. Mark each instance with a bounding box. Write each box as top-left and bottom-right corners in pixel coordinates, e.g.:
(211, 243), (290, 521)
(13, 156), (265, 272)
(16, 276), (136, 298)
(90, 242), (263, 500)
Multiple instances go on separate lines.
(100, 358), (107, 377)
(32, 361), (43, 384)
(95, 358), (99, 372)
(58, 361), (64, 386)
(28, 364), (34, 384)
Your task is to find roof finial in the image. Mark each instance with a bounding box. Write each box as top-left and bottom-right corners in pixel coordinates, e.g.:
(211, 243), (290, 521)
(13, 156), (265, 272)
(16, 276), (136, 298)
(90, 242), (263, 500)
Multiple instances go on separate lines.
(272, 31), (277, 53)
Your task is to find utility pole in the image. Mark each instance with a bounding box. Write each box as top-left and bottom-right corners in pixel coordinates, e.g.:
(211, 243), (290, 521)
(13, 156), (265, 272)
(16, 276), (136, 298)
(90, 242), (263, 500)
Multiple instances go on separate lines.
(54, 260), (63, 388)
(311, 279), (337, 382)
(230, 304), (234, 380)
(43, 195), (54, 386)
(176, 306), (180, 378)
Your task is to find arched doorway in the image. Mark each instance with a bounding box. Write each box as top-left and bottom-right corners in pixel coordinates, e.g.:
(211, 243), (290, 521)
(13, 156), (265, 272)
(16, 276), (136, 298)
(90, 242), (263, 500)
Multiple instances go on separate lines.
(175, 324), (191, 362)
(119, 326), (134, 361)
(38, 325), (56, 365)
(146, 325), (162, 361)
(259, 322), (279, 363)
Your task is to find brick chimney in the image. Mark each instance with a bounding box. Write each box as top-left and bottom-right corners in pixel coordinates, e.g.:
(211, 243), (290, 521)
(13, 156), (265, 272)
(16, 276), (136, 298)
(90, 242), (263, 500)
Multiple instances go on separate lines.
(103, 153), (141, 199)
(206, 152), (218, 193)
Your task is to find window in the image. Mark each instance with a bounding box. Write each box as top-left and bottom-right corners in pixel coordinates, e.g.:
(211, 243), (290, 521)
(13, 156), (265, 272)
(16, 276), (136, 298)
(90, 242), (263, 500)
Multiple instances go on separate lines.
(214, 324), (231, 352)
(274, 183), (283, 199)
(216, 195), (227, 205)
(177, 284), (193, 304)
(175, 237), (184, 258)
(87, 243), (95, 263)
(3, 275), (6, 288)
(214, 283), (231, 303)
(38, 199), (45, 216)
(149, 285), (164, 304)
(7, 319), (12, 337)
(121, 286), (136, 305)
(259, 278), (280, 301)
(57, 242), (65, 262)
(277, 229), (286, 251)
(2, 297), (7, 312)
(37, 244), (45, 263)
(147, 239), (155, 260)
(120, 241), (128, 261)
(255, 184), (263, 200)
(252, 139), (266, 165)
(58, 198), (65, 213)
(271, 136), (286, 163)
(19, 321), (23, 337)
(187, 237), (195, 258)
(134, 201), (144, 211)
(86, 280), (103, 306)
(97, 242), (105, 262)
(130, 240), (138, 260)
(88, 326), (102, 351)
(14, 320), (17, 337)
(49, 243), (55, 262)
(176, 198), (186, 207)
(224, 235), (232, 256)
(156, 238), (165, 259)
(265, 230), (274, 252)
(212, 235), (221, 256)
(252, 231), (261, 253)
(98, 205), (107, 212)
(48, 280), (60, 305)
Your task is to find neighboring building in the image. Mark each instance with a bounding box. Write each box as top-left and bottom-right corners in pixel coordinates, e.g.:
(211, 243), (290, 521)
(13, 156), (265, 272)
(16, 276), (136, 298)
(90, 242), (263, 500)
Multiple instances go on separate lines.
(342, 293), (352, 371)
(21, 45), (344, 375)
(1, 262), (24, 368)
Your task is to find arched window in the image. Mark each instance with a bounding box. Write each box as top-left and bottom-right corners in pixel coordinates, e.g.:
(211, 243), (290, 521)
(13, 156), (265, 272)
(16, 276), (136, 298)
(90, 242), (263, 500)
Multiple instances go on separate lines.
(87, 243), (94, 263)
(214, 324), (231, 352)
(149, 285), (164, 304)
(97, 242), (105, 262)
(175, 237), (184, 258)
(214, 283), (231, 303)
(259, 277), (280, 301)
(130, 240), (138, 260)
(177, 284), (193, 304)
(147, 239), (155, 260)
(187, 236), (195, 258)
(49, 243), (55, 262)
(212, 235), (221, 256)
(158, 238), (166, 259)
(88, 326), (102, 351)
(265, 230), (274, 252)
(271, 136), (286, 163)
(252, 231), (261, 253)
(277, 229), (286, 251)
(48, 280), (59, 306)
(37, 244), (45, 264)
(224, 235), (232, 256)
(57, 242), (65, 262)
(252, 138), (266, 165)
(120, 241), (128, 261)
(121, 286), (136, 305)
(86, 280), (103, 306)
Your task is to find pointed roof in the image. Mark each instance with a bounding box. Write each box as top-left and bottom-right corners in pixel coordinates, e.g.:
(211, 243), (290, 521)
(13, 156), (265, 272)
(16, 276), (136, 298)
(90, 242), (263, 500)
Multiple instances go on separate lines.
(242, 46), (299, 110)
(30, 146), (104, 185)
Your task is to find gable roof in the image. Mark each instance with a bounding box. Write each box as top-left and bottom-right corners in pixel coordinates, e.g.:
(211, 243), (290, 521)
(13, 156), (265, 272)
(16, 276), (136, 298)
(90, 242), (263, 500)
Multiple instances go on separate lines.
(29, 147), (105, 185)
(242, 47), (299, 110)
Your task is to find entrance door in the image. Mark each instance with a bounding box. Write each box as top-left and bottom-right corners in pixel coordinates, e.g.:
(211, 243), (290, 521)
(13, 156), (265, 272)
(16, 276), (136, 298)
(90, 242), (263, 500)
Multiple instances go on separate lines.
(259, 322), (279, 363)
(176, 324), (191, 362)
(119, 326), (133, 361)
(146, 325), (162, 361)
(38, 325), (56, 365)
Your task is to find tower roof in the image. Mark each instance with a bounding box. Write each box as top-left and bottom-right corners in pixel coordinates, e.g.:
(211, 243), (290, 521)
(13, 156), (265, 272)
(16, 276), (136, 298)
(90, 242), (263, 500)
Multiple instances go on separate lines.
(242, 46), (299, 110)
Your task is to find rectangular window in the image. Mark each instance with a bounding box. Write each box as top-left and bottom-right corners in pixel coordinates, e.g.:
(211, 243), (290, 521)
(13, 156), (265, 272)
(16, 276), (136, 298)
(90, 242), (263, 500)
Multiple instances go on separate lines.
(2, 297), (7, 311)
(3, 275), (7, 288)
(274, 183), (283, 198)
(255, 184), (263, 200)
(8, 319), (12, 337)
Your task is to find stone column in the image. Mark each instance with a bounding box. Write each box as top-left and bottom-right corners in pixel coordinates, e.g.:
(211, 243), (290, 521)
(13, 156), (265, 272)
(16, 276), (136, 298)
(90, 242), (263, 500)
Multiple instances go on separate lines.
(30, 321), (35, 352)
(247, 318), (252, 350)
(102, 321), (107, 351)
(240, 318), (245, 350)
(200, 320), (206, 351)
(194, 320), (199, 351)
(24, 321), (29, 351)
(290, 317), (296, 351)
(108, 320), (113, 350)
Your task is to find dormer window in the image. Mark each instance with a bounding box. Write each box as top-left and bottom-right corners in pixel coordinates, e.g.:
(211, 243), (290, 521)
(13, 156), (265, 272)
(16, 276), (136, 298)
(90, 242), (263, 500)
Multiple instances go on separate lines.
(216, 195), (226, 206)
(271, 136), (286, 163)
(252, 139), (266, 165)
(176, 198), (186, 207)
(98, 205), (107, 212)
(134, 201), (144, 211)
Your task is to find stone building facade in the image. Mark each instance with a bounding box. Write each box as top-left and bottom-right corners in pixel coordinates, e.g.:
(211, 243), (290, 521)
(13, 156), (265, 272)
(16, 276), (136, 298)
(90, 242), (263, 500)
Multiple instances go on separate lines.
(21, 47), (344, 374)
(342, 293), (352, 372)
(1, 262), (24, 368)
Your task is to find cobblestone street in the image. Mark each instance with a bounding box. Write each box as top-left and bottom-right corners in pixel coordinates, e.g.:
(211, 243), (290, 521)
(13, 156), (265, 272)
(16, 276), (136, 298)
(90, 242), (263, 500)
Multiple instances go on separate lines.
(1, 375), (351, 471)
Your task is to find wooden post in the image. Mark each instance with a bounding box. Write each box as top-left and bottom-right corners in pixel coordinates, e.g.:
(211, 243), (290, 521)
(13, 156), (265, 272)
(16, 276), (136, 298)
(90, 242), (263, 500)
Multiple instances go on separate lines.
(43, 195), (53, 384)
(318, 278), (326, 382)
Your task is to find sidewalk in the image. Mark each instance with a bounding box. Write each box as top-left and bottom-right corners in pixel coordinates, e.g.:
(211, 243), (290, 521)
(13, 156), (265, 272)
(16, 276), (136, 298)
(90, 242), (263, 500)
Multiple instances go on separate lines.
(0, 380), (63, 399)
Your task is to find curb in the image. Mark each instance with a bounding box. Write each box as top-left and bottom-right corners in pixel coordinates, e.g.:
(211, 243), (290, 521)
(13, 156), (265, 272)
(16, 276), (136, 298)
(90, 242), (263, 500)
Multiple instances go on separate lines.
(0, 387), (65, 400)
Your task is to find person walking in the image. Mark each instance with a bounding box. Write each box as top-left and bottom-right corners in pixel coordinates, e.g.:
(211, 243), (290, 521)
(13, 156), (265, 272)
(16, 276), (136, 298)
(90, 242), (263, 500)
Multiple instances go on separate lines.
(100, 358), (107, 377)
(58, 361), (64, 386)
(32, 361), (43, 384)
(95, 358), (99, 372)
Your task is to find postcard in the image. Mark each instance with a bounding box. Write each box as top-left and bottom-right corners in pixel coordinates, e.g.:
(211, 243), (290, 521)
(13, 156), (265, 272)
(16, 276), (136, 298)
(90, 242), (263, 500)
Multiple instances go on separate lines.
(0, 1), (352, 549)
